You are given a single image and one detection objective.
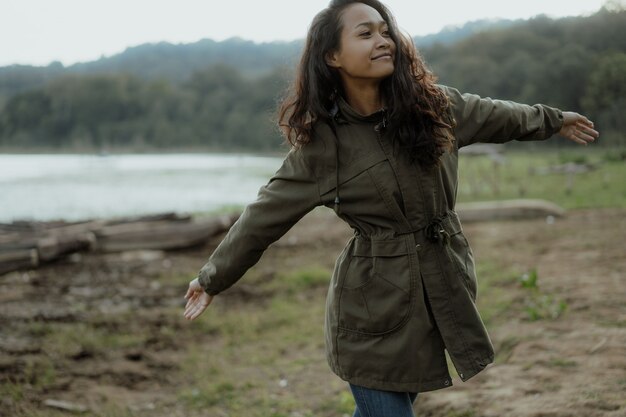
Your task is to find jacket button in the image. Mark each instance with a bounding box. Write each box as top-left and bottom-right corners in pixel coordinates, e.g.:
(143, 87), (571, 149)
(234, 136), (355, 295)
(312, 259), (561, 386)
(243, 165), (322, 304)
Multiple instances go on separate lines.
(443, 379), (450, 386)
(415, 244), (422, 251)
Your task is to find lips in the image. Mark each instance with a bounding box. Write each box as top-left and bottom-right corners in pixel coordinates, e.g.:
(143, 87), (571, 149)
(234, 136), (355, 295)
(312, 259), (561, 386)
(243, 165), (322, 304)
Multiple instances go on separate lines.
(372, 53), (392, 60)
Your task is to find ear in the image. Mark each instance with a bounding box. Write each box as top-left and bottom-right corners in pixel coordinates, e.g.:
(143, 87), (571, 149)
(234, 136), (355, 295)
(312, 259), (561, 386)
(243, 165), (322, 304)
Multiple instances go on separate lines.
(325, 50), (341, 69)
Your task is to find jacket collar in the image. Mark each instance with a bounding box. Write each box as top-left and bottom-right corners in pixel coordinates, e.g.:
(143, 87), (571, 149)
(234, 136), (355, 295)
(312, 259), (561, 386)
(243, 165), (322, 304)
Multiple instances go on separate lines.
(334, 95), (387, 126)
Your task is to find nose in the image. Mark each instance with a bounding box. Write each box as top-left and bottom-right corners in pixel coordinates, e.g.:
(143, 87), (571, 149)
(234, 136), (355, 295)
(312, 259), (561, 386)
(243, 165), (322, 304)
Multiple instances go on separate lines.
(375, 33), (392, 49)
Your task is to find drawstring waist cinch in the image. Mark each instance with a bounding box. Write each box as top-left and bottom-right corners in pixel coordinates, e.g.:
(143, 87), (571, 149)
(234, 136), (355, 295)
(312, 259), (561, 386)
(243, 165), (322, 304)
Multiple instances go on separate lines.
(425, 216), (451, 245)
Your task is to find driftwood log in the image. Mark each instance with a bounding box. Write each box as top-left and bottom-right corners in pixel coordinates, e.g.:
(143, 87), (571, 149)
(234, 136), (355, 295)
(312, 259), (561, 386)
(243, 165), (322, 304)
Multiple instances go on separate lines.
(0, 212), (239, 276)
(457, 199), (565, 222)
(92, 215), (236, 252)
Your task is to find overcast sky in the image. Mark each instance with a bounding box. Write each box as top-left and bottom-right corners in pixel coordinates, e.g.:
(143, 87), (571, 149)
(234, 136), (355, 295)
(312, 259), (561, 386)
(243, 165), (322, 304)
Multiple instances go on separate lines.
(1, 0), (606, 67)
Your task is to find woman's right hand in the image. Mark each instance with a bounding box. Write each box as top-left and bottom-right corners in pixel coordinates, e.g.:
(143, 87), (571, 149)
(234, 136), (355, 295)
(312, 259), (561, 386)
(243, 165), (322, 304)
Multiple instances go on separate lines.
(183, 277), (214, 321)
(559, 112), (599, 145)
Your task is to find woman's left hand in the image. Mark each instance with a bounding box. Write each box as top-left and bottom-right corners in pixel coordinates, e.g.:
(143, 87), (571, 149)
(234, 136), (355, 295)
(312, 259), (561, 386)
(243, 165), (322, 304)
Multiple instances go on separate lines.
(559, 112), (599, 145)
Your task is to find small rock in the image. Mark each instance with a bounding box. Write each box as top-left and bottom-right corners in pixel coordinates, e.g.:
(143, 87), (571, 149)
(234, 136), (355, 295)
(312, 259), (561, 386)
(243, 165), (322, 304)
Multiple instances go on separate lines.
(68, 253), (83, 263)
(120, 250), (164, 263)
(43, 399), (88, 413)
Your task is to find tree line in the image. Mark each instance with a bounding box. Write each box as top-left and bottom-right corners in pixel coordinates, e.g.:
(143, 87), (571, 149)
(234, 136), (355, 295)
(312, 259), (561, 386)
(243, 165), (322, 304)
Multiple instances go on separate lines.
(0, 6), (624, 151)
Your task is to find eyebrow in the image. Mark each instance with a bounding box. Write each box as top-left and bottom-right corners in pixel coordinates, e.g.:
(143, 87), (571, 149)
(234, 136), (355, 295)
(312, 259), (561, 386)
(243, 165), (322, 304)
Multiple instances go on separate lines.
(354, 20), (389, 30)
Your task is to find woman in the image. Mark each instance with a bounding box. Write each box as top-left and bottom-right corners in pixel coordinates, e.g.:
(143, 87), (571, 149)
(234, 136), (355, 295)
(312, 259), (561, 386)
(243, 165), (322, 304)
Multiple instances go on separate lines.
(183, 1), (599, 415)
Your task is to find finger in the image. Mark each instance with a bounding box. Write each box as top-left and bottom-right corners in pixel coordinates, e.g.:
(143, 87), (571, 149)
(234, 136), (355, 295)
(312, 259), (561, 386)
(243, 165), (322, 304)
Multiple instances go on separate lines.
(184, 285), (195, 300)
(189, 303), (208, 320)
(581, 116), (594, 127)
(579, 124), (599, 138)
(577, 132), (596, 143)
(574, 127), (597, 142)
(570, 134), (588, 145)
(185, 296), (198, 310)
(184, 297), (199, 316)
(184, 296), (197, 315)
(186, 288), (200, 303)
(185, 297), (207, 318)
(185, 301), (205, 320)
(185, 279), (199, 298)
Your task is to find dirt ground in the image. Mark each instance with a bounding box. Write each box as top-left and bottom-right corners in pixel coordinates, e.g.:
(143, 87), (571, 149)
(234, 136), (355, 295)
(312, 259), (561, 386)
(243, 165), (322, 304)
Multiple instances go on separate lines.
(1, 207), (625, 416)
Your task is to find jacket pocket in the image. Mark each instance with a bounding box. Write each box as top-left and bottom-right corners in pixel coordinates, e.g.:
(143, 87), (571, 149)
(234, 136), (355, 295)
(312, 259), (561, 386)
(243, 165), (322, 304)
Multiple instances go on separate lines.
(445, 229), (478, 301)
(337, 236), (413, 335)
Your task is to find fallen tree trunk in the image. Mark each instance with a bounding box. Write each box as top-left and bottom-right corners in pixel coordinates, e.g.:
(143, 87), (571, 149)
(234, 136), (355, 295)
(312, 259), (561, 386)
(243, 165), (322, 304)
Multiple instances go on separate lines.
(36, 233), (97, 261)
(0, 212), (239, 276)
(457, 199), (565, 223)
(0, 249), (39, 275)
(92, 214), (237, 252)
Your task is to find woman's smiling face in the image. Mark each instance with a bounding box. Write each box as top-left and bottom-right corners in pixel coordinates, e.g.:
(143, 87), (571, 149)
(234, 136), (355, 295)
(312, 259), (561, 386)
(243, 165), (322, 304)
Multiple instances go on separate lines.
(326, 2), (396, 86)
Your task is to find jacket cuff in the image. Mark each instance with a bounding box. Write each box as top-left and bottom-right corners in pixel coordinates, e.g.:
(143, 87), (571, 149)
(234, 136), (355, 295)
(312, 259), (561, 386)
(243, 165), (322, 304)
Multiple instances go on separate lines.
(197, 262), (221, 296)
(545, 106), (565, 138)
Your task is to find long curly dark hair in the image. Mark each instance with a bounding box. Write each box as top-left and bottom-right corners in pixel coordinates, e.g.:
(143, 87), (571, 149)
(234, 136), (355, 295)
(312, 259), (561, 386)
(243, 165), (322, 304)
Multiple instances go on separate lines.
(277, 0), (455, 167)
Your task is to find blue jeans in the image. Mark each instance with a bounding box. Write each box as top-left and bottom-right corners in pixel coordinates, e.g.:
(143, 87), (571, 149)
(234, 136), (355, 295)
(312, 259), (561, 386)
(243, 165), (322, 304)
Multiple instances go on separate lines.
(349, 383), (419, 417)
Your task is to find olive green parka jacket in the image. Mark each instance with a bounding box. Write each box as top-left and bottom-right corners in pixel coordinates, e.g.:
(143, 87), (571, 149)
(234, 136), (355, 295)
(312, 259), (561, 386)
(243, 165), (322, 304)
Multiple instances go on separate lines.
(197, 85), (564, 393)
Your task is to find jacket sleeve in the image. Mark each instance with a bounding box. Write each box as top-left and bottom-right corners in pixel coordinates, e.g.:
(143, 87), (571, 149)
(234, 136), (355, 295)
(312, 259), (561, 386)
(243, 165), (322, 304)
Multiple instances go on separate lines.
(440, 85), (564, 148)
(197, 147), (322, 295)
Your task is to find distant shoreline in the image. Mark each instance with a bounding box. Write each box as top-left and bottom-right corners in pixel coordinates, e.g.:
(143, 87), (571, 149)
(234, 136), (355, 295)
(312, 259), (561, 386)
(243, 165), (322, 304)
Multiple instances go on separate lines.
(0, 146), (286, 157)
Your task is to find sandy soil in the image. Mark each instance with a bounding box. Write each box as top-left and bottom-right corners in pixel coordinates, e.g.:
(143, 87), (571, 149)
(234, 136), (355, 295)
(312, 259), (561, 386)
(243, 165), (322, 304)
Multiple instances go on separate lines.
(1, 207), (624, 416)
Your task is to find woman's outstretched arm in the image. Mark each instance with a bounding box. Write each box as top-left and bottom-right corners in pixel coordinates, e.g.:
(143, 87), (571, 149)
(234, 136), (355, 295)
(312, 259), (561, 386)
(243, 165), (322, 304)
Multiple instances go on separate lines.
(183, 147), (322, 321)
(440, 85), (599, 147)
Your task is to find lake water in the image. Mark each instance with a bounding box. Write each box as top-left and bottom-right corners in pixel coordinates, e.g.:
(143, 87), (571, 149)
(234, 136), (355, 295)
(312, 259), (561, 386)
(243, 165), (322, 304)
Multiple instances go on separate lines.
(0, 153), (284, 223)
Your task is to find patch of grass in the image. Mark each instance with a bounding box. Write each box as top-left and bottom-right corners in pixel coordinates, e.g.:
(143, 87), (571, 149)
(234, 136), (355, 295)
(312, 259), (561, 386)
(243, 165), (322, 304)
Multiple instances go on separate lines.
(23, 356), (57, 390)
(558, 151), (589, 165)
(316, 390), (355, 415)
(596, 319), (626, 328)
(547, 358), (578, 368)
(524, 294), (568, 321)
(24, 321), (53, 338)
(177, 290), (332, 416)
(495, 336), (520, 364)
(0, 379), (24, 404)
(43, 322), (145, 357)
(179, 382), (236, 408)
(91, 404), (139, 417)
(264, 265), (331, 295)
(445, 409), (477, 417)
(458, 149), (626, 209)
(473, 261), (517, 325)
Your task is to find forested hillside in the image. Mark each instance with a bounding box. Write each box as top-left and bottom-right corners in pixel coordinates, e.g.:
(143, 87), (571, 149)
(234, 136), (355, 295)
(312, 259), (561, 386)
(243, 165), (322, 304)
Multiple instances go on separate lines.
(0, 6), (623, 152)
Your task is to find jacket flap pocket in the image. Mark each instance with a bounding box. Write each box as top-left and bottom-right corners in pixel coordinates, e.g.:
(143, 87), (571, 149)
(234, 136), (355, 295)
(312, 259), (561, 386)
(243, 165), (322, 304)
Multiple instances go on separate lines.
(318, 150), (388, 196)
(353, 236), (409, 257)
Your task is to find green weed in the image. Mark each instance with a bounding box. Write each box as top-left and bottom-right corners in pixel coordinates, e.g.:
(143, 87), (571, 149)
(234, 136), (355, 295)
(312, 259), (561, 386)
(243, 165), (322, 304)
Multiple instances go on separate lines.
(517, 269), (568, 321)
